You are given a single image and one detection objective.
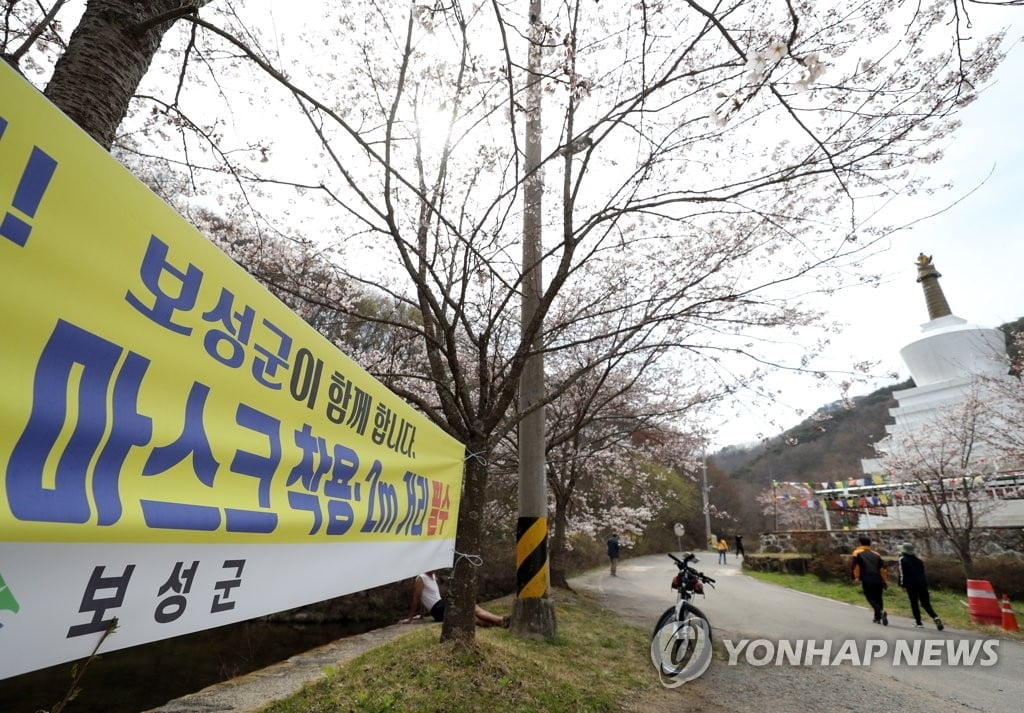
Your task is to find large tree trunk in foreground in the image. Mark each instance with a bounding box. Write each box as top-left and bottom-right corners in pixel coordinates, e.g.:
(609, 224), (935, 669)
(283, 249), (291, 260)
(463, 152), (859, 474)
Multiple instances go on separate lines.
(440, 440), (489, 646)
(44, 0), (207, 149)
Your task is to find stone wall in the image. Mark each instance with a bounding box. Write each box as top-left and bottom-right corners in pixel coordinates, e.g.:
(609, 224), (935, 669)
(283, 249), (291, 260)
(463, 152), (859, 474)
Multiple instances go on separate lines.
(759, 527), (1024, 558)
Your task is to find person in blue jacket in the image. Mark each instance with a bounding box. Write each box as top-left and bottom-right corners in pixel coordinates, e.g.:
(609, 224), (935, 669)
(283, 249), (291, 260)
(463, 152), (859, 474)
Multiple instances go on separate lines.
(607, 533), (621, 576)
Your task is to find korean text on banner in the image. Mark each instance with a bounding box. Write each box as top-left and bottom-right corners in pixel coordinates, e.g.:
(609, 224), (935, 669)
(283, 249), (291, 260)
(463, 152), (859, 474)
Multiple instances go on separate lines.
(0, 62), (465, 680)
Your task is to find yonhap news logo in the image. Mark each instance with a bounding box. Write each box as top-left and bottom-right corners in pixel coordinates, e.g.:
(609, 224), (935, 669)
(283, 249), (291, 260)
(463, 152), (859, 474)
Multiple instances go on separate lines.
(723, 637), (1000, 667)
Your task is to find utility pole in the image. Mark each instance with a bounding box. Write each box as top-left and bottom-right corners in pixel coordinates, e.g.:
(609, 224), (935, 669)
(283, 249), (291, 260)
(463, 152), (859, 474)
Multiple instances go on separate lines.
(511, 0), (556, 639)
(770, 466), (778, 531)
(701, 451), (712, 550)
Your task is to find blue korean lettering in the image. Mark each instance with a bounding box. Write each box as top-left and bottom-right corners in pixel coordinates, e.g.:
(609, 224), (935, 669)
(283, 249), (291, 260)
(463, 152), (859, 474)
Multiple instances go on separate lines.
(93, 351), (153, 525)
(325, 371), (351, 424)
(0, 128), (59, 248)
(140, 382), (222, 531)
(289, 347), (323, 408)
(361, 460), (398, 534)
(322, 442), (361, 535)
(371, 403), (416, 456)
(225, 405), (280, 533)
(395, 471), (430, 537)
(6, 320), (152, 525)
(201, 288), (255, 368)
(326, 370), (372, 435)
(143, 382), (219, 485)
(348, 390), (372, 435)
(252, 319), (292, 389)
(286, 424), (330, 534)
(125, 235), (202, 335)
(286, 427), (360, 536)
(140, 500), (220, 530)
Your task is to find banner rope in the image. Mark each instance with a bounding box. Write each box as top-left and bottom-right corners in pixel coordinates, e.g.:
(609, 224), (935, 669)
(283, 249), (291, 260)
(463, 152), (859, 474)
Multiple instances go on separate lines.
(453, 550), (483, 568)
(464, 450), (487, 465)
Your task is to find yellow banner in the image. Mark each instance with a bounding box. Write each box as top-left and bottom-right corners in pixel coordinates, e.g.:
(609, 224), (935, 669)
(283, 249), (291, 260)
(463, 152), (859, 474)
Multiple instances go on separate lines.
(0, 63), (464, 545)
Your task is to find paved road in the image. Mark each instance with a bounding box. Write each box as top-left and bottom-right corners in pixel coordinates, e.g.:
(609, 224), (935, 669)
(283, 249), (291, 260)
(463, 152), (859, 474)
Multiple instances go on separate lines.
(570, 553), (1023, 713)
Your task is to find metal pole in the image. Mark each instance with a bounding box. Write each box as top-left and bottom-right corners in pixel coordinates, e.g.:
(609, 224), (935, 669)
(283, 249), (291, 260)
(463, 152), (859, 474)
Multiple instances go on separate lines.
(771, 468), (778, 531)
(701, 452), (712, 549)
(511, 0), (556, 639)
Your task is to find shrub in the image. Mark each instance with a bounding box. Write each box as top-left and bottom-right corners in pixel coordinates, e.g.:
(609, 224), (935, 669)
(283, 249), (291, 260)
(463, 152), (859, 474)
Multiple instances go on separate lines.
(742, 553), (813, 575)
(759, 548), (1024, 600)
(923, 555), (1024, 599)
(789, 531), (837, 555)
(808, 553), (847, 582)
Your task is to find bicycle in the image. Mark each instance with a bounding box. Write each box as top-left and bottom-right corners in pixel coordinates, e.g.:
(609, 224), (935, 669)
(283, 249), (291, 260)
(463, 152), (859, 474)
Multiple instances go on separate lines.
(649, 552), (716, 679)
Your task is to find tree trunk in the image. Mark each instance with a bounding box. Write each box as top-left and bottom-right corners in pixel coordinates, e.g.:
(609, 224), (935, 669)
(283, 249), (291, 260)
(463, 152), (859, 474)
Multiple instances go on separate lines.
(439, 439), (488, 646)
(959, 552), (975, 580)
(43, 0), (205, 149)
(549, 493), (571, 589)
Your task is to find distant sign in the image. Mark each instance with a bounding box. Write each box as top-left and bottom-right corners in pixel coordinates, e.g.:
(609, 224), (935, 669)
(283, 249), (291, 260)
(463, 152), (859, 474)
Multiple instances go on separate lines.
(0, 62), (465, 680)
(673, 523), (685, 537)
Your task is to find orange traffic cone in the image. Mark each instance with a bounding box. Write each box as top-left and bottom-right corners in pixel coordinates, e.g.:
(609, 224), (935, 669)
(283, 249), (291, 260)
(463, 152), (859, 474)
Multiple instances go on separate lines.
(1001, 594), (1019, 633)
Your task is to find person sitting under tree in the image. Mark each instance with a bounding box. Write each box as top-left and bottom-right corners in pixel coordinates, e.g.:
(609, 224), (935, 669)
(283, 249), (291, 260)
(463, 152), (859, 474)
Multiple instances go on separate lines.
(400, 571), (508, 628)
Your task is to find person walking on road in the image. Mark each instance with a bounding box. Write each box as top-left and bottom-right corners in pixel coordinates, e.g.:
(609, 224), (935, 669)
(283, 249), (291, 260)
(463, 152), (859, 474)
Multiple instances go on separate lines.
(851, 535), (889, 625)
(898, 542), (944, 630)
(716, 537), (729, 565)
(607, 533), (621, 576)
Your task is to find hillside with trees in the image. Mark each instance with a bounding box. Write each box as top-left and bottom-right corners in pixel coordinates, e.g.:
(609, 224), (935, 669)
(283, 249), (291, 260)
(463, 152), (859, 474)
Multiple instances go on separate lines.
(714, 381), (907, 486)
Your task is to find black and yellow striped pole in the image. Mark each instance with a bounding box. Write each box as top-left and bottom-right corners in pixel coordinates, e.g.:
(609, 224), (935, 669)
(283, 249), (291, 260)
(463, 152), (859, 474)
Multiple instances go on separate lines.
(515, 515), (549, 599)
(509, 0), (556, 640)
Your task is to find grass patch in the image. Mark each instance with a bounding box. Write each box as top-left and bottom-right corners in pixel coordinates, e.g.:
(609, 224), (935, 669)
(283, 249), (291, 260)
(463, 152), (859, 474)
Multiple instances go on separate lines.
(743, 570), (1024, 640)
(261, 591), (655, 713)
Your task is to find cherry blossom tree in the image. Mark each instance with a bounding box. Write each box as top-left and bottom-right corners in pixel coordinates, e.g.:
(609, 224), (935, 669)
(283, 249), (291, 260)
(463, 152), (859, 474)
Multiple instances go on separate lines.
(758, 482), (830, 531)
(533, 353), (709, 587)
(874, 389), (1003, 577)
(3, 1), (216, 148)
(978, 330), (1024, 464)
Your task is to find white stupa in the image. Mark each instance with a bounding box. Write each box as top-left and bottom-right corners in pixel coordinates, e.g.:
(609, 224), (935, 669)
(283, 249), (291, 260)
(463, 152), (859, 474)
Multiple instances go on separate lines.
(861, 254), (1020, 528)
(886, 253), (1009, 431)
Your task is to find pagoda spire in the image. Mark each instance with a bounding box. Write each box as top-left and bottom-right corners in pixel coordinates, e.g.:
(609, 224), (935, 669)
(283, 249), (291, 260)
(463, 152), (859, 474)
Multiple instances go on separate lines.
(915, 253), (952, 320)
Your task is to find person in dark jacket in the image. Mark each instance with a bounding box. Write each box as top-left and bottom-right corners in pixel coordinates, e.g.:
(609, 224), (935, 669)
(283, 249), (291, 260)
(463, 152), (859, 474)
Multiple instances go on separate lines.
(607, 533), (621, 576)
(851, 535), (889, 625)
(898, 542), (944, 630)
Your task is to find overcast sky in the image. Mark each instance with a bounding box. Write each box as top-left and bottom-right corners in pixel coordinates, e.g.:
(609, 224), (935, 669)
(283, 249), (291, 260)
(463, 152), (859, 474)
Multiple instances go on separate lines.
(711, 16), (1024, 449)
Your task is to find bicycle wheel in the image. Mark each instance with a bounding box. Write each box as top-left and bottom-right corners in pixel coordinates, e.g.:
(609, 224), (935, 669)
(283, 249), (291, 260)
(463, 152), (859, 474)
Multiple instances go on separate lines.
(650, 604), (712, 677)
(652, 606), (676, 641)
(653, 603), (711, 642)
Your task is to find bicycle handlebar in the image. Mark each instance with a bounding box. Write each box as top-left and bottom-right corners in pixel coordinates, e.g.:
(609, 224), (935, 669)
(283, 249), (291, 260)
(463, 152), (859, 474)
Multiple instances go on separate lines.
(668, 552), (696, 567)
(667, 552), (716, 586)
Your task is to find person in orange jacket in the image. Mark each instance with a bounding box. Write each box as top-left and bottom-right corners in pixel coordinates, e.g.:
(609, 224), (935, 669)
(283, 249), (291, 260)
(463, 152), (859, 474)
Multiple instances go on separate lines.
(850, 535), (889, 625)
